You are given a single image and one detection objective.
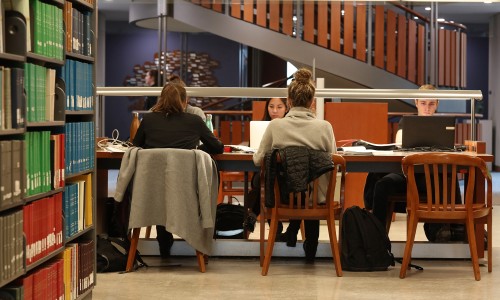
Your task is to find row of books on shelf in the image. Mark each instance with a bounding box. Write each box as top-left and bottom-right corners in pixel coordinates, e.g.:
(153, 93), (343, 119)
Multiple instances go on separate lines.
(1, 67), (25, 130)
(25, 63), (63, 123)
(64, 1), (93, 57)
(58, 59), (94, 111)
(25, 131), (54, 197)
(65, 122), (94, 175)
(0, 140), (24, 209)
(0, 210), (23, 284)
(32, 0), (65, 60)
(0, 240), (94, 300)
(24, 194), (63, 266)
(64, 173), (93, 239)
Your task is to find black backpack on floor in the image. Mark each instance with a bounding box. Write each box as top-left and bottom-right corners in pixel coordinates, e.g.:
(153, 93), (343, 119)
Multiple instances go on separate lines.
(340, 206), (395, 271)
(96, 235), (147, 273)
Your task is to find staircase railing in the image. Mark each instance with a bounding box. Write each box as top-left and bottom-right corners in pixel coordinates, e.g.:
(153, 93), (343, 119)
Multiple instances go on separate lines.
(190, 0), (467, 89)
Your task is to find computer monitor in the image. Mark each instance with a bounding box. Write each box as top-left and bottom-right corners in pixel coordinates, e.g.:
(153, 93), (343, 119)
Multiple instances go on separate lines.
(401, 116), (456, 149)
(249, 121), (270, 149)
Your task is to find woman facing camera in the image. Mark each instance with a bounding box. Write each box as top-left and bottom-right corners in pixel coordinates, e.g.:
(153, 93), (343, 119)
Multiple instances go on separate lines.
(253, 68), (337, 261)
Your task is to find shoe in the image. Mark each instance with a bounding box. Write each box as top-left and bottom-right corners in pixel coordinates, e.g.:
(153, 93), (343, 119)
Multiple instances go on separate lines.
(156, 228), (174, 258)
(303, 240), (318, 262)
(278, 228), (297, 247)
(243, 211), (257, 232)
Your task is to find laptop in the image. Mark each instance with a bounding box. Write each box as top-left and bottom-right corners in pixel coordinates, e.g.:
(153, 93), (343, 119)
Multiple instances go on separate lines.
(401, 116), (456, 150)
(249, 121), (270, 150)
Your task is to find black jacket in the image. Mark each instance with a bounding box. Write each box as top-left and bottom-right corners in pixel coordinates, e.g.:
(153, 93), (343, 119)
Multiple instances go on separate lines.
(264, 146), (334, 208)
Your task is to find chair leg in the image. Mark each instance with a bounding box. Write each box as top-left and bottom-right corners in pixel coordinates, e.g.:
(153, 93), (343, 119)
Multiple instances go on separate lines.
(488, 212), (493, 273)
(300, 220), (306, 241)
(399, 214), (418, 279)
(196, 250), (206, 273)
(145, 226), (152, 239)
(217, 176), (224, 204)
(326, 217), (343, 277)
(260, 209), (266, 266)
(465, 217), (481, 281)
(126, 228), (141, 272)
(262, 214), (278, 276)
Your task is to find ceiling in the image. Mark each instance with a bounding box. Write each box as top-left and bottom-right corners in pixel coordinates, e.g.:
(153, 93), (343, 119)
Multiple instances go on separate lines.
(98, 0), (500, 34)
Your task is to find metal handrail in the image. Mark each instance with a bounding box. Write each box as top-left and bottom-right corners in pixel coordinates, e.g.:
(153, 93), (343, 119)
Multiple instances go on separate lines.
(96, 87), (482, 140)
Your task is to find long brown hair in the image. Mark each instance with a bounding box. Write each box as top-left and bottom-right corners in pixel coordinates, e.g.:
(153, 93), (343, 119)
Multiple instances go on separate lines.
(152, 83), (185, 114)
(288, 68), (315, 108)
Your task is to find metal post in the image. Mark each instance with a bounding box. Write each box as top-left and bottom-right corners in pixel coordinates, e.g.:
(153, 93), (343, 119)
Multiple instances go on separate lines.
(471, 98), (476, 141)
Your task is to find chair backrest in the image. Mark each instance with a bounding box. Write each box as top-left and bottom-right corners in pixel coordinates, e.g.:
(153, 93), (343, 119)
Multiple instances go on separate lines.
(262, 153), (345, 217)
(402, 153), (492, 213)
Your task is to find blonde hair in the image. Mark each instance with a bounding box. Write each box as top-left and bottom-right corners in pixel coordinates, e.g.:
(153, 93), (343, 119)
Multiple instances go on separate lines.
(152, 83), (185, 114)
(419, 84), (436, 91)
(288, 68), (315, 108)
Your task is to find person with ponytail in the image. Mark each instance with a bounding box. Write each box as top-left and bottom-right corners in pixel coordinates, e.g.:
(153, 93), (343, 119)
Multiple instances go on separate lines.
(253, 68), (337, 262)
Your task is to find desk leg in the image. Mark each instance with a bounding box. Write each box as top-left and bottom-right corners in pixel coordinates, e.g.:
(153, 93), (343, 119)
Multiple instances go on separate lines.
(243, 171), (250, 239)
(96, 168), (109, 234)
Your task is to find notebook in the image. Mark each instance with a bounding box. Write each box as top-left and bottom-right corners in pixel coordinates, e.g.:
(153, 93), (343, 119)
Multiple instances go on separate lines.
(249, 121), (270, 149)
(401, 116), (456, 150)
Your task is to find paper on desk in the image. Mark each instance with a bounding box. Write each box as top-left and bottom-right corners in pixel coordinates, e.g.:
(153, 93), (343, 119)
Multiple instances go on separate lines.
(227, 145), (256, 153)
(338, 146), (374, 155)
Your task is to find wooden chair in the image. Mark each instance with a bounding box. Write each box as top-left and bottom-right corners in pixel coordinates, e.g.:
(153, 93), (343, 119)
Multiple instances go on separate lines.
(260, 153), (345, 276)
(126, 228), (206, 273)
(217, 171), (247, 204)
(118, 148), (218, 273)
(399, 153), (493, 281)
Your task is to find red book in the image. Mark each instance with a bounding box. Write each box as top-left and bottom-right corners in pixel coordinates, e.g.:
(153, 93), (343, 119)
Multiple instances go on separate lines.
(54, 193), (63, 248)
(23, 273), (34, 300)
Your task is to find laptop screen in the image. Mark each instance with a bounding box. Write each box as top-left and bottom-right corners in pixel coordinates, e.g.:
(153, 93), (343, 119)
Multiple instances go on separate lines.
(401, 116), (456, 149)
(249, 121), (270, 149)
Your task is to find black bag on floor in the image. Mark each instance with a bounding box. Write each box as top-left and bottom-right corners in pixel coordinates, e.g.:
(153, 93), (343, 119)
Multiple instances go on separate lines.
(340, 206), (395, 271)
(96, 235), (147, 273)
(214, 200), (245, 239)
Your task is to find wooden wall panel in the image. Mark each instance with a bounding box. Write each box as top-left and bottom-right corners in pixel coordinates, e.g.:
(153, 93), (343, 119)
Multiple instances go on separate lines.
(230, 0), (241, 19)
(356, 3), (367, 62)
(201, 0), (211, 9)
(232, 121), (243, 144)
(386, 10), (397, 73)
(324, 103), (389, 209)
(256, 0), (267, 27)
(343, 2), (354, 57)
(407, 20), (417, 83)
(445, 30), (451, 87)
(461, 32), (467, 88)
(252, 101), (266, 121)
(317, 1), (328, 48)
(212, 0), (223, 13)
(330, 1), (341, 52)
(269, 0), (280, 32)
(451, 31), (457, 87)
(244, 121), (250, 142)
(417, 24), (425, 86)
(438, 29), (445, 86)
(374, 5), (385, 68)
(220, 121), (231, 144)
(282, 1), (293, 35)
(243, 0), (254, 23)
(303, 1), (315, 43)
(396, 15), (407, 78)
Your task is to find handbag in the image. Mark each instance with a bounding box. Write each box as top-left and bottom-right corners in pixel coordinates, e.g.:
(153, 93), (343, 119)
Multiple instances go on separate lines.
(214, 198), (246, 239)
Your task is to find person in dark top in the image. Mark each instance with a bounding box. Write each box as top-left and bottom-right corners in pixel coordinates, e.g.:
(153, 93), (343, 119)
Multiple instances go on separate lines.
(143, 69), (159, 110)
(133, 82), (223, 258)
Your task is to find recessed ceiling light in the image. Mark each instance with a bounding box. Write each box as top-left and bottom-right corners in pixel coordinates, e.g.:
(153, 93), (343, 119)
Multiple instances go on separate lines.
(425, 7), (431, 11)
(437, 18), (445, 22)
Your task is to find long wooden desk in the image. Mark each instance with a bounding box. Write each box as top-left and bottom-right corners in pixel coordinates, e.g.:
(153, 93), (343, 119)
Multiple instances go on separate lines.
(96, 150), (493, 258)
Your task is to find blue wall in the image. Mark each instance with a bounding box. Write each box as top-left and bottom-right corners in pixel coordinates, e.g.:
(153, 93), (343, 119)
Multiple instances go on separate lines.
(467, 36), (489, 118)
(104, 26), (241, 139)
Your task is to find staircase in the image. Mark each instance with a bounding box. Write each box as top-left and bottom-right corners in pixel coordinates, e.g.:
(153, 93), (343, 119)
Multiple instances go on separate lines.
(171, 1), (467, 90)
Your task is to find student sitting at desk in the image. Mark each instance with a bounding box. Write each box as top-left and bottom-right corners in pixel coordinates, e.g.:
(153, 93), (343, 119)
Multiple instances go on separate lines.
(133, 82), (223, 258)
(244, 97), (288, 235)
(365, 84), (450, 232)
(253, 68), (336, 261)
